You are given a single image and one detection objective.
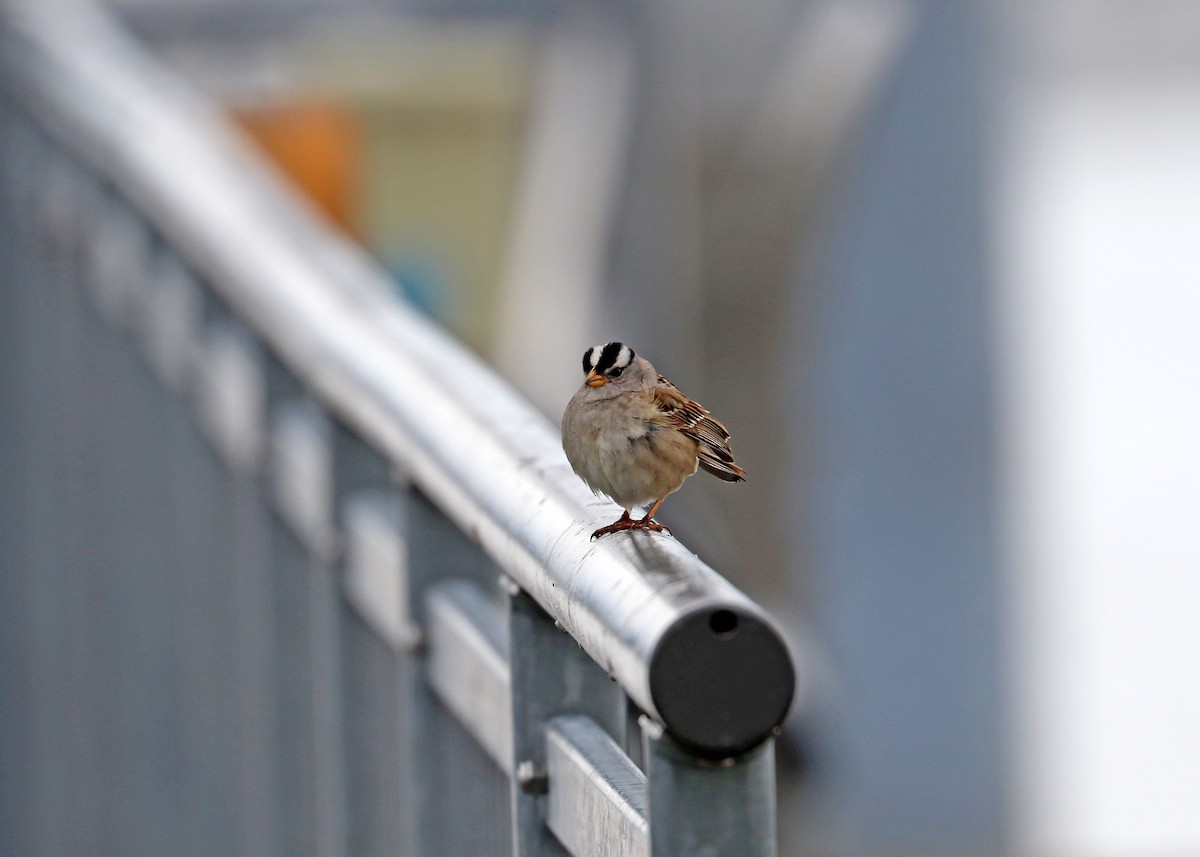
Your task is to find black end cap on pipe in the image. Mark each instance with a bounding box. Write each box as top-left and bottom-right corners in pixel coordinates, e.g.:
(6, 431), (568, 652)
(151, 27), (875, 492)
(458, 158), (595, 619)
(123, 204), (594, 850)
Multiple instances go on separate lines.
(648, 605), (795, 758)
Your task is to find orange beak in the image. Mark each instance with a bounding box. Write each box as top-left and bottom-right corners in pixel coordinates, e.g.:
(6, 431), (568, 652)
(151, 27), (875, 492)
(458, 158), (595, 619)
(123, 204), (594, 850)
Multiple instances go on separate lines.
(585, 369), (606, 388)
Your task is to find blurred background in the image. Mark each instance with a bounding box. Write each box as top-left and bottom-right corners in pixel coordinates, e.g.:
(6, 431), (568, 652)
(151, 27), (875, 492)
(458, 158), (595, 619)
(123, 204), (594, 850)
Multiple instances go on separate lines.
(9, 0), (1200, 854)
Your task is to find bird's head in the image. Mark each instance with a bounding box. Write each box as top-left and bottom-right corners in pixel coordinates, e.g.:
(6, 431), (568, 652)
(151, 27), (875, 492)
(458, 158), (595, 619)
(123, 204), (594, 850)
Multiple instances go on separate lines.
(580, 342), (653, 394)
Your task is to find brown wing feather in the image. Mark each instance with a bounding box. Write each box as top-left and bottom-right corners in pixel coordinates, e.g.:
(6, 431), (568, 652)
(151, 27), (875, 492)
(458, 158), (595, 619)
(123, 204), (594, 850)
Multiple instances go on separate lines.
(651, 376), (747, 482)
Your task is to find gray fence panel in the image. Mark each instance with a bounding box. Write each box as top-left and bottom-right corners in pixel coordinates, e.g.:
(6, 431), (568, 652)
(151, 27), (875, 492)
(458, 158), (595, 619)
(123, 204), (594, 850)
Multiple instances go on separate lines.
(0, 5), (796, 856)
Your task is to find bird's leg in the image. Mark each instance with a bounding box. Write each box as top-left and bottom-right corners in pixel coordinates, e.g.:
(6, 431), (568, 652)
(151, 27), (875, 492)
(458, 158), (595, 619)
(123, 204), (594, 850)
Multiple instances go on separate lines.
(591, 509), (636, 540)
(629, 495), (672, 535)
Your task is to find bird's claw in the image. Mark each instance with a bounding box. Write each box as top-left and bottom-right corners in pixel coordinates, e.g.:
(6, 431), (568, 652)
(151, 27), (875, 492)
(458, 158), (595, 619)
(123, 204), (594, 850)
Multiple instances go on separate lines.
(590, 517), (671, 540)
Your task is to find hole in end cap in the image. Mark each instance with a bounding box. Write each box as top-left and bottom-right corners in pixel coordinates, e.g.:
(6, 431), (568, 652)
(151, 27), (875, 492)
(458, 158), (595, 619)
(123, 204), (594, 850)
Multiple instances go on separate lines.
(708, 609), (739, 638)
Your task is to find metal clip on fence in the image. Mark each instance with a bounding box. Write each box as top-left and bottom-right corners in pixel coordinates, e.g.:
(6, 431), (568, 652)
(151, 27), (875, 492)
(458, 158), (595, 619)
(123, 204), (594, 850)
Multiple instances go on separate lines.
(1, 4), (795, 855)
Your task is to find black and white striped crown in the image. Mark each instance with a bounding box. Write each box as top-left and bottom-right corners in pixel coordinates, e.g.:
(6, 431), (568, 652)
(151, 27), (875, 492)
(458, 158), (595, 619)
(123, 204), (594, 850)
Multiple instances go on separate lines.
(582, 342), (635, 376)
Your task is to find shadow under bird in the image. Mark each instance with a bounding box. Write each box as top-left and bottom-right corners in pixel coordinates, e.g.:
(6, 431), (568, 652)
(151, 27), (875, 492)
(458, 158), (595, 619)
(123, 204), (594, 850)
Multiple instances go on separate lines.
(562, 342), (746, 539)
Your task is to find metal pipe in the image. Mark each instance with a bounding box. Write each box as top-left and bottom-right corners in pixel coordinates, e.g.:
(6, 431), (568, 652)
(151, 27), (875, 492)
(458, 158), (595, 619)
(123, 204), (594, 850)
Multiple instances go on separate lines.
(0, 2), (794, 756)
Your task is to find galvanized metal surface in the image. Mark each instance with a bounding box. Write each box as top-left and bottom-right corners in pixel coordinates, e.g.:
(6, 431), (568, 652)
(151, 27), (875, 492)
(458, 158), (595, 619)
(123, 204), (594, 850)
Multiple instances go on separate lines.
(546, 716), (650, 857)
(425, 580), (515, 772)
(506, 585), (627, 856)
(340, 492), (419, 652)
(643, 717), (778, 857)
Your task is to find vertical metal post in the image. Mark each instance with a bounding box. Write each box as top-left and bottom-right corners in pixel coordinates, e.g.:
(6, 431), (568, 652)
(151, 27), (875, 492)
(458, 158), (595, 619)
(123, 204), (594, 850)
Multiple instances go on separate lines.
(269, 398), (347, 857)
(339, 488), (412, 857)
(186, 303), (285, 857)
(506, 582), (628, 856)
(330, 421), (411, 857)
(212, 325), (282, 857)
(80, 187), (206, 857)
(212, 393), (284, 857)
(403, 489), (512, 857)
(51, 162), (110, 857)
(642, 717), (778, 857)
(308, 555), (349, 857)
(0, 126), (98, 857)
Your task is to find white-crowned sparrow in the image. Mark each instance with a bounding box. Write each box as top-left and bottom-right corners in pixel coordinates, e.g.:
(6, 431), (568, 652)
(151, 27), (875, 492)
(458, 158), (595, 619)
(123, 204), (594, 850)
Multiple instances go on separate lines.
(562, 342), (746, 539)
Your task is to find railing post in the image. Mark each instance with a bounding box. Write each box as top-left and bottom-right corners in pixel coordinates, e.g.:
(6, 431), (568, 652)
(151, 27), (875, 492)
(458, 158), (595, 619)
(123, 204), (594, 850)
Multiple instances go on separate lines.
(339, 488), (425, 857)
(405, 492), (512, 857)
(338, 487), (415, 857)
(642, 717), (778, 857)
(267, 398), (349, 857)
(192, 313), (283, 856)
(505, 581), (628, 857)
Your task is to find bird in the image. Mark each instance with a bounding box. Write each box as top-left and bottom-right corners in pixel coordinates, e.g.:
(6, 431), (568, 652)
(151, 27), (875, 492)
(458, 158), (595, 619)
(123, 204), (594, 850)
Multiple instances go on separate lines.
(561, 341), (746, 539)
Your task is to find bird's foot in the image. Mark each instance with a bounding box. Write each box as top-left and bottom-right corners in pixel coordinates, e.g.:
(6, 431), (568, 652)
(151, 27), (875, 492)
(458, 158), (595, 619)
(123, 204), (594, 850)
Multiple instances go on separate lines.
(591, 510), (635, 539)
(630, 517), (671, 536)
(591, 511), (671, 539)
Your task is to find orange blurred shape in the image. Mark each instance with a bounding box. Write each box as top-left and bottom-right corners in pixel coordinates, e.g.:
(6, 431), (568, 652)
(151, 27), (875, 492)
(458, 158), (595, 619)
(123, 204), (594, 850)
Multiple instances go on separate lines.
(233, 100), (362, 238)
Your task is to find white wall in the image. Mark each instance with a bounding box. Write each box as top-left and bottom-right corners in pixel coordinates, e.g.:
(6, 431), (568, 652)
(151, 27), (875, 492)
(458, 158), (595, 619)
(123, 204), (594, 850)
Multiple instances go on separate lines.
(999, 4), (1200, 854)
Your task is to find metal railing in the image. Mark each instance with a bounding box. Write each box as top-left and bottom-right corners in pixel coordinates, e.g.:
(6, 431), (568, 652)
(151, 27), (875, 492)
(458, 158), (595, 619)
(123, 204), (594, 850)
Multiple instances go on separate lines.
(0, 4), (795, 856)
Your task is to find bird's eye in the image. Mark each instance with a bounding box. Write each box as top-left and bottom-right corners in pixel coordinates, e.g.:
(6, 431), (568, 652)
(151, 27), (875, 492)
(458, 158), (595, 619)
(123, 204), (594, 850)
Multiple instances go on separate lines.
(610, 367), (623, 378)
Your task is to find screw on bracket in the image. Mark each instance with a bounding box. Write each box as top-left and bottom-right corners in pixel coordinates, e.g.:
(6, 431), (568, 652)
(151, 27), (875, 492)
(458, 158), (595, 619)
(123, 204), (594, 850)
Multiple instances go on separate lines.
(516, 760), (549, 795)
